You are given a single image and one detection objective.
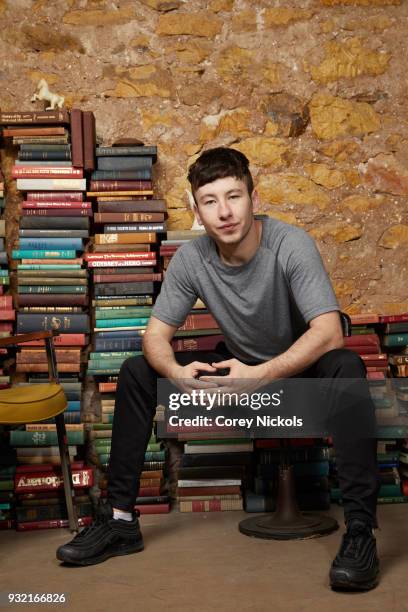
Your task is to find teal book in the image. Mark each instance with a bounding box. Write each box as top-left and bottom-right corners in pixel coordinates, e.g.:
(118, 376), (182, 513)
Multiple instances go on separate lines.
(87, 368), (121, 375)
(18, 265), (82, 270)
(95, 317), (150, 328)
(10, 430), (84, 446)
(12, 250), (76, 259)
(98, 450), (165, 464)
(18, 238), (83, 251)
(382, 333), (408, 347)
(377, 425), (408, 438)
(89, 351), (142, 360)
(88, 358), (128, 369)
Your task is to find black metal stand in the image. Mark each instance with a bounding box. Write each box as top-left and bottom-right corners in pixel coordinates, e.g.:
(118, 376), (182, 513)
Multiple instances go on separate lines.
(239, 440), (338, 540)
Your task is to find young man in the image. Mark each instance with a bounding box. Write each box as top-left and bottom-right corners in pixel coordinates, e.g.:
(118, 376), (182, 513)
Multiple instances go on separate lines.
(57, 147), (379, 591)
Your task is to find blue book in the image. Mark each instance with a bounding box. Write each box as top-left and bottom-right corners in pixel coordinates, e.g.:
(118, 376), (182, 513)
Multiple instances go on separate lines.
(91, 169), (151, 180)
(95, 317), (149, 329)
(67, 401), (81, 412)
(19, 238), (84, 251)
(96, 156), (152, 171)
(12, 250), (76, 259)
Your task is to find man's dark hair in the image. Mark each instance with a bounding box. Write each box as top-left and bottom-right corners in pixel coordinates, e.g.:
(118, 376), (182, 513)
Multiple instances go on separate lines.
(187, 147), (254, 198)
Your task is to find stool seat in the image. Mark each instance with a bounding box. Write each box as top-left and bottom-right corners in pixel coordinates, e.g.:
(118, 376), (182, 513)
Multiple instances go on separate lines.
(0, 383), (67, 424)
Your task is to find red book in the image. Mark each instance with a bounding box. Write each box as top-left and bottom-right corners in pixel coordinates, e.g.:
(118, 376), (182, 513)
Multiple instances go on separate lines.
(172, 335), (225, 352)
(88, 259), (155, 268)
(0, 296), (13, 308)
(17, 516), (92, 531)
(0, 286), (3, 296)
(22, 208), (92, 217)
(15, 468), (93, 493)
(17, 295), (88, 308)
(22, 201), (91, 209)
(70, 108), (84, 168)
(27, 192), (83, 201)
(23, 333), (87, 346)
(93, 273), (162, 283)
(0, 323), (13, 331)
(367, 371), (386, 380)
(350, 314), (380, 325)
(134, 504), (170, 514)
(85, 251), (155, 261)
(379, 313), (408, 323)
(138, 486), (161, 497)
(177, 486), (241, 496)
(178, 313), (218, 331)
(12, 167), (83, 179)
(0, 520), (16, 530)
(345, 334), (380, 347)
(0, 310), (15, 321)
(99, 382), (117, 392)
(345, 345), (380, 355)
(403, 480), (408, 497)
(90, 180), (152, 191)
(16, 461), (85, 473)
(360, 354), (388, 367)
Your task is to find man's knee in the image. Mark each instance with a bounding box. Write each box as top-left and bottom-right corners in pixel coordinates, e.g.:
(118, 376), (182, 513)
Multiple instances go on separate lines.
(119, 354), (151, 382)
(318, 348), (366, 378)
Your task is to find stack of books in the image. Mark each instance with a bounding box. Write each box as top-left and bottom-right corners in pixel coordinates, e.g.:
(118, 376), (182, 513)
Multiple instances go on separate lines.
(0, 461), (16, 530)
(245, 439), (331, 512)
(85, 143), (163, 384)
(0, 168), (14, 389)
(177, 439), (252, 512)
(95, 427), (170, 514)
(2, 110), (91, 385)
(13, 463), (93, 531)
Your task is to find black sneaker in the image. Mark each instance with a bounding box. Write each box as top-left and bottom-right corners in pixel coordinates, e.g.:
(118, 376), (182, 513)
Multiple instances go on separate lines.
(330, 519), (379, 591)
(56, 501), (144, 566)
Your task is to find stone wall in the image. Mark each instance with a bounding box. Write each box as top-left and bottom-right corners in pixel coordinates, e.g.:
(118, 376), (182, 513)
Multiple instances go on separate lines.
(0, 0), (407, 314)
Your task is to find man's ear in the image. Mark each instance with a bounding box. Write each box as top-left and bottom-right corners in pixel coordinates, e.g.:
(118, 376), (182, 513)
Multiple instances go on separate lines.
(251, 189), (260, 213)
(193, 203), (203, 226)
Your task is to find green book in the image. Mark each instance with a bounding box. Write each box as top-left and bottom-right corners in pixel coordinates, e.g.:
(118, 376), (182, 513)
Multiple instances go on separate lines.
(10, 430), (84, 446)
(18, 264), (82, 270)
(0, 480), (14, 491)
(92, 423), (113, 430)
(377, 496), (408, 504)
(377, 426), (408, 438)
(12, 250), (77, 259)
(98, 449), (165, 464)
(88, 368), (121, 375)
(174, 328), (222, 337)
(95, 307), (153, 319)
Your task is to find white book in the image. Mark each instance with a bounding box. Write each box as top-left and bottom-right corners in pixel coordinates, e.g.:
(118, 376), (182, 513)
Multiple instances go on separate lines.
(17, 178), (86, 191)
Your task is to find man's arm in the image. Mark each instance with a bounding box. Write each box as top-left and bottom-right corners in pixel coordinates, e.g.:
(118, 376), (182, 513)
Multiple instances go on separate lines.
(257, 310), (344, 383)
(142, 316), (181, 379)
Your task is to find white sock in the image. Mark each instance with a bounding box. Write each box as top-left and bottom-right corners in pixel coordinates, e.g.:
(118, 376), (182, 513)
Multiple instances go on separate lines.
(113, 508), (133, 522)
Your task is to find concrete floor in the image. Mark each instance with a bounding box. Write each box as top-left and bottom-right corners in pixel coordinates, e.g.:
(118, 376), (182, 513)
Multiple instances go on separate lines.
(0, 505), (407, 612)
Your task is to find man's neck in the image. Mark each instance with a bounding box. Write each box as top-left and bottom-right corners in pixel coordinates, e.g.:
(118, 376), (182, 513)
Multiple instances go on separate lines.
(216, 218), (262, 267)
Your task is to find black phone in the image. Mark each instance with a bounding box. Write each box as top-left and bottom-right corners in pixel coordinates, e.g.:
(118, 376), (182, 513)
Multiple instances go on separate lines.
(197, 367), (230, 378)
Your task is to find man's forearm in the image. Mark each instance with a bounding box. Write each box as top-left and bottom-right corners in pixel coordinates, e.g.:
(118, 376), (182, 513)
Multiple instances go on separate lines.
(142, 333), (181, 378)
(258, 326), (344, 382)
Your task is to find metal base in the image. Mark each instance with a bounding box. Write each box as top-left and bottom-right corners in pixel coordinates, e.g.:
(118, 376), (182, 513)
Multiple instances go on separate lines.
(239, 463), (338, 540)
(239, 512), (338, 540)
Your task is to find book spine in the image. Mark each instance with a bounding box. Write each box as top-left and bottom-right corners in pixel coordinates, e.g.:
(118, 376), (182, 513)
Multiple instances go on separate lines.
(97, 156), (152, 170)
(13, 168), (82, 178)
(18, 151), (71, 161)
(94, 273), (161, 283)
(91, 170), (151, 180)
(20, 217), (90, 229)
(82, 110), (96, 171)
(95, 213), (164, 223)
(17, 178), (87, 191)
(11, 431), (84, 446)
(22, 208), (92, 216)
(96, 147), (157, 157)
(0, 110), (69, 124)
(16, 313), (89, 333)
(27, 192), (83, 201)
(18, 238), (83, 250)
(98, 200), (166, 213)
(22, 202), (90, 209)
(16, 517), (92, 531)
(94, 282), (154, 296)
(95, 232), (156, 245)
(23, 333), (86, 345)
(13, 250), (76, 259)
(90, 180), (152, 191)
(17, 295), (88, 306)
(70, 108), (84, 168)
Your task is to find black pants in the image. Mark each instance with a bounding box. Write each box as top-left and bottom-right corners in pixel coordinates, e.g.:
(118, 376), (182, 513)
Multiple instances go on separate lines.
(107, 347), (379, 526)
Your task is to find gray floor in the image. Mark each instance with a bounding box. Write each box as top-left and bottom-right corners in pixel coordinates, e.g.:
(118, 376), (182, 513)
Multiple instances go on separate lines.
(1, 505), (407, 612)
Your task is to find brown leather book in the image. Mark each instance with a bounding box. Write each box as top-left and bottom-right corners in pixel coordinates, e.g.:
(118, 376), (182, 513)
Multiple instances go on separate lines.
(83, 111), (96, 171)
(3, 127), (67, 136)
(93, 272), (162, 283)
(94, 212), (164, 223)
(70, 108), (84, 168)
(17, 294), (88, 307)
(97, 199), (167, 212)
(95, 232), (156, 244)
(90, 180), (152, 191)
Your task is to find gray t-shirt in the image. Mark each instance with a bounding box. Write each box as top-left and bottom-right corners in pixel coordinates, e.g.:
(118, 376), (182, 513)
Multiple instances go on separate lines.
(152, 216), (340, 364)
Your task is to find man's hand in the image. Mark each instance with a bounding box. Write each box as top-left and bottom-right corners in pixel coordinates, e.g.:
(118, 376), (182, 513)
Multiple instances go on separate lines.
(200, 358), (270, 395)
(169, 361), (220, 394)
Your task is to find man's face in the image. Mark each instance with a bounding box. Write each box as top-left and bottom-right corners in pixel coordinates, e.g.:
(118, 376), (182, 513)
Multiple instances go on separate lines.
(193, 176), (258, 246)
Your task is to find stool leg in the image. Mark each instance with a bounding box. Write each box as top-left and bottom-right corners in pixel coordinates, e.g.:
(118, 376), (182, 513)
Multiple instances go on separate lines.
(55, 412), (78, 532)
